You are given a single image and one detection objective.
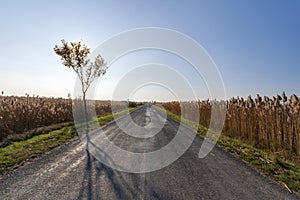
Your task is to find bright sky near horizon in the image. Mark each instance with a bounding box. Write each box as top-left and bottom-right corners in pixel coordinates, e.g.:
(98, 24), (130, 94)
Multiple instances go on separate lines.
(0, 0), (299, 101)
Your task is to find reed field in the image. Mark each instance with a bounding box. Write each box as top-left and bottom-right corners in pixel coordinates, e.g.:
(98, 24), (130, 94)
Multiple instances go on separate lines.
(162, 92), (300, 163)
(1, 93), (299, 162)
(0, 95), (124, 143)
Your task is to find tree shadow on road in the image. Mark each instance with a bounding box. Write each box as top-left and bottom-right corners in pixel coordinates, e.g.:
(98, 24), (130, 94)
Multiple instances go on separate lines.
(76, 137), (144, 200)
(76, 107), (176, 200)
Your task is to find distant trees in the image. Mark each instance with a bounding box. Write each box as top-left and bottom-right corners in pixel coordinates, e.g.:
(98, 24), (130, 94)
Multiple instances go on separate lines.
(54, 40), (107, 130)
(128, 101), (137, 108)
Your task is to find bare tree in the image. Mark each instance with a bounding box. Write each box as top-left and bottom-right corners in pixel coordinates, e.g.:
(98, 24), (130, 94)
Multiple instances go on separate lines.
(54, 40), (107, 130)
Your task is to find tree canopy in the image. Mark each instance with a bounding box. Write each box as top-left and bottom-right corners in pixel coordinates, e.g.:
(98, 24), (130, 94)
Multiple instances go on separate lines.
(54, 40), (107, 94)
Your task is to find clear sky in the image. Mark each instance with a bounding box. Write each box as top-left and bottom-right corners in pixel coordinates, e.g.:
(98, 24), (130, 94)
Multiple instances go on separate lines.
(0, 0), (299, 101)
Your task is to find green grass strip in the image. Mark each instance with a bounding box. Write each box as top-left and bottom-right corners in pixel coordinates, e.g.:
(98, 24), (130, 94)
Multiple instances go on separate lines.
(0, 126), (76, 174)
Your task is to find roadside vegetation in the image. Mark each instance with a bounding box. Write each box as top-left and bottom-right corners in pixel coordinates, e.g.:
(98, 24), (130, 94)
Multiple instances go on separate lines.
(155, 105), (300, 195)
(0, 95), (129, 143)
(218, 136), (300, 194)
(0, 107), (137, 174)
(162, 93), (300, 165)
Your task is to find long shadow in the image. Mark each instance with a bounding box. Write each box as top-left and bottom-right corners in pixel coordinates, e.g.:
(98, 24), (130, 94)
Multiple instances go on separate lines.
(77, 148), (145, 199)
(77, 150), (93, 200)
(77, 125), (144, 199)
(76, 105), (176, 199)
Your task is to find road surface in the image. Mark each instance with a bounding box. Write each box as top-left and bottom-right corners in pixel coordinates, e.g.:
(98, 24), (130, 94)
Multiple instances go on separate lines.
(0, 105), (298, 200)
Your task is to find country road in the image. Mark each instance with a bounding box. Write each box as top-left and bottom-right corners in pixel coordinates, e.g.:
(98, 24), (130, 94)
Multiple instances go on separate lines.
(0, 105), (298, 200)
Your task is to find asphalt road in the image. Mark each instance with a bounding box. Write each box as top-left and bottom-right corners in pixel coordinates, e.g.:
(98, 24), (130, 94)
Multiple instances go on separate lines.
(0, 105), (298, 200)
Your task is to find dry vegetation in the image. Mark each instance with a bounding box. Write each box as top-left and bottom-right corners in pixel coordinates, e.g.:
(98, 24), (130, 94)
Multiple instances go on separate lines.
(162, 92), (300, 163)
(0, 95), (122, 143)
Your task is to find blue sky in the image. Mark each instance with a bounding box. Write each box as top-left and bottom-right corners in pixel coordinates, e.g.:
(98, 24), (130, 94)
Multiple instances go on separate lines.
(0, 0), (299, 100)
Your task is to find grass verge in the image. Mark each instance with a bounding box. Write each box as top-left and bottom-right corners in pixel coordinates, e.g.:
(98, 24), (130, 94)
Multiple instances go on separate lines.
(0, 122), (74, 148)
(0, 107), (138, 174)
(154, 105), (300, 195)
(217, 136), (300, 194)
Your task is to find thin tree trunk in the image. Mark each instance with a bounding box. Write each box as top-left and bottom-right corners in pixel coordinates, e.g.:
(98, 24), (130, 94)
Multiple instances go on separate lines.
(83, 92), (89, 134)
